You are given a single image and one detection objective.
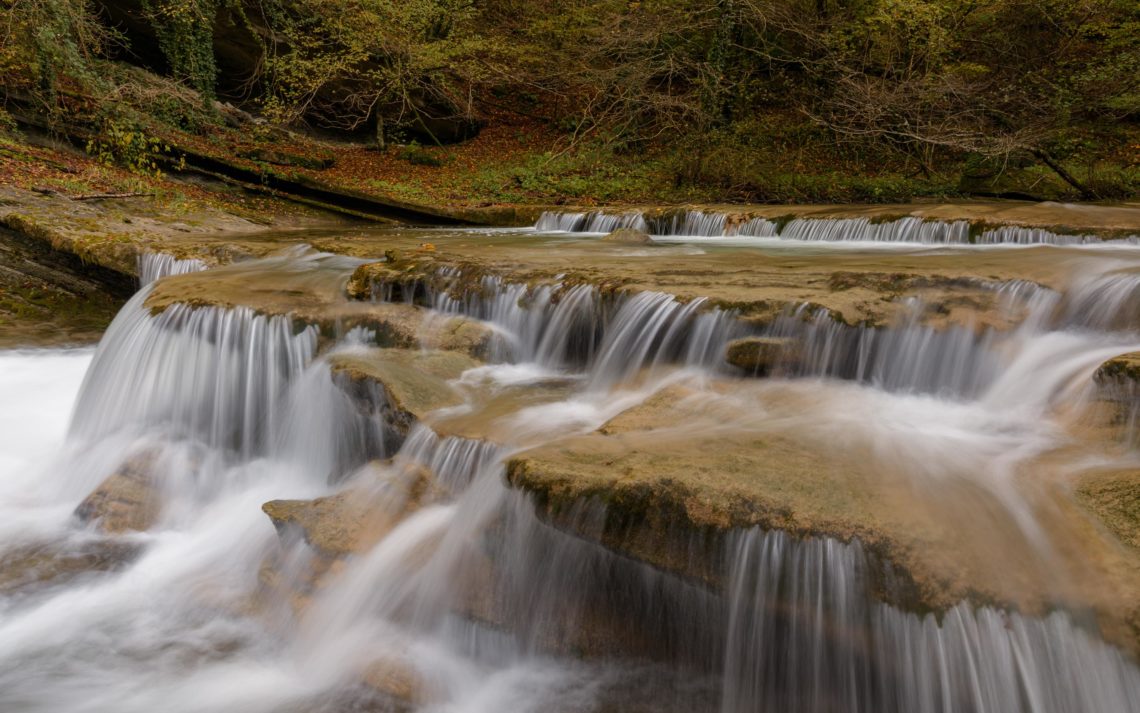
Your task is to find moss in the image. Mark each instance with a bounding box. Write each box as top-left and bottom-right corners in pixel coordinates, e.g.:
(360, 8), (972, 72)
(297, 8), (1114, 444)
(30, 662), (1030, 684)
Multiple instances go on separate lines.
(1076, 471), (1140, 551)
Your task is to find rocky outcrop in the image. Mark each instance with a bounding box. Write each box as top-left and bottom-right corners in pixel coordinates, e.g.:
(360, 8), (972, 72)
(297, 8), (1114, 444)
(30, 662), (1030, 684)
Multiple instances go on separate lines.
(1096, 352), (1140, 385)
(505, 382), (1140, 653)
(73, 452), (161, 533)
(145, 262), (494, 357)
(329, 349), (478, 435)
(262, 462), (437, 559)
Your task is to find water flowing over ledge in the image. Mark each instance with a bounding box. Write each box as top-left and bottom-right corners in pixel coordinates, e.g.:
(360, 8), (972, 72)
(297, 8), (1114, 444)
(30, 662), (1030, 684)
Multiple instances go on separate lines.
(4, 228), (1140, 712)
(71, 290), (318, 457)
(536, 209), (1140, 245)
(137, 252), (209, 286)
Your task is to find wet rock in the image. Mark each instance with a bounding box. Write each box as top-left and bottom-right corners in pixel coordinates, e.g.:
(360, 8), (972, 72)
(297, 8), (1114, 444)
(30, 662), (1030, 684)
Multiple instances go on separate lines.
(73, 452), (161, 533)
(329, 349), (479, 434)
(145, 262), (494, 358)
(724, 336), (799, 375)
(0, 538), (139, 596)
(361, 656), (432, 709)
(505, 381), (1140, 650)
(1095, 351), (1140, 385)
(602, 227), (653, 245)
(1076, 470), (1140, 551)
(262, 462), (438, 558)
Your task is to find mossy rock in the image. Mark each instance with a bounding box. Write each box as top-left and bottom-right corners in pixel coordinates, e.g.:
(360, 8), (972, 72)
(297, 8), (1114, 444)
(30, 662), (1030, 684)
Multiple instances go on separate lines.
(724, 336), (799, 375)
(1096, 352), (1140, 385)
(601, 227), (653, 244)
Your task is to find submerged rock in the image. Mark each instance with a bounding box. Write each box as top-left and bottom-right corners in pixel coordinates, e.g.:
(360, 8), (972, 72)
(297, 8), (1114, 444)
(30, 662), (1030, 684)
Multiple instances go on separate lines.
(361, 656), (433, 709)
(602, 227), (653, 245)
(73, 452), (161, 533)
(0, 538), (139, 596)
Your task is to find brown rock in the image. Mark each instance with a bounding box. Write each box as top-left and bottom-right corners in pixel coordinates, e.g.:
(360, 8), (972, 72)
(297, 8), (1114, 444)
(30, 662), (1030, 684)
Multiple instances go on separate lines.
(724, 336), (799, 375)
(73, 453), (161, 533)
(262, 462), (437, 558)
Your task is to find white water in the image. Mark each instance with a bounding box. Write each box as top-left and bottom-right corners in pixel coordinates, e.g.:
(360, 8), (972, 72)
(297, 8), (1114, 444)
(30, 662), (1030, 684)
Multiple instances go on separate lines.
(535, 209), (1140, 246)
(2, 243), (1140, 712)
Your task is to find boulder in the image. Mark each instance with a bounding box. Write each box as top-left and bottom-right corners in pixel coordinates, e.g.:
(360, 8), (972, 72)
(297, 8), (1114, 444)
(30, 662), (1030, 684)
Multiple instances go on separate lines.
(1095, 351), (1140, 386)
(361, 656), (432, 709)
(262, 462), (437, 558)
(73, 452), (161, 533)
(724, 336), (799, 375)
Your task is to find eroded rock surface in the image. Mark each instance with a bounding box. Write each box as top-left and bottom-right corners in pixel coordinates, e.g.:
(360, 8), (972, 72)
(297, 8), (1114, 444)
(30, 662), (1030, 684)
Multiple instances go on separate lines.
(506, 381), (1140, 652)
(724, 337), (799, 375)
(74, 452), (161, 533)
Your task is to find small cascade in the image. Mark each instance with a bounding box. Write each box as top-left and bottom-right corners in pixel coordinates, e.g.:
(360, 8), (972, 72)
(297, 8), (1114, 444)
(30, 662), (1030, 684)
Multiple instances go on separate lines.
(780, 217), (971, 243)
(733, 216), (780, 237)
(1057, 268), (1140, 332)
(423, 271), (740, 378)
(762, 304), (1002, 397)
(535, 210), (1140, 245)
(6, 228), (1140, 713)
(396, 426), (504, 493)
(534, 210), (648, 233)
(587, 292), (741, 389)
(71, 290), (318, 457)
(977, 226), (1096, 246)
(137, 252), (208, 285)
(652, 210), (729, 237)
(722, 528), (1140, 713)
(432, 277), (601, 366)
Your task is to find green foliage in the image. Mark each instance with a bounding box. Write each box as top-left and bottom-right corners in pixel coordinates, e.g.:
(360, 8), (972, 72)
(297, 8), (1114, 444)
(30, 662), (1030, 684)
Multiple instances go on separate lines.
(1, 0), (114, 118)
(139, 0), (219, 99)
(85, 119), (178, 177)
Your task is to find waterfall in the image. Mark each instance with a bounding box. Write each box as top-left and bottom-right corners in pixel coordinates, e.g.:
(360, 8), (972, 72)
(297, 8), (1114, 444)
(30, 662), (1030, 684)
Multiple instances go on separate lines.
(721, 528), (1140, 713)
(71, 290), (318, 458)
(535, 210), (1140, 245)
(138, 252), (208, 285)
(534, 210), (649, 233)
(779, 217), (971, 243)
(423, 271), (741, 377)
(5, 234), (1140, 713)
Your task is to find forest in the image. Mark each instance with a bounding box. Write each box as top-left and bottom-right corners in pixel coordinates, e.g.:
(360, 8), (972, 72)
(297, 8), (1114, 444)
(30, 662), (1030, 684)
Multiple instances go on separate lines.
(3, 0), (1140, 204)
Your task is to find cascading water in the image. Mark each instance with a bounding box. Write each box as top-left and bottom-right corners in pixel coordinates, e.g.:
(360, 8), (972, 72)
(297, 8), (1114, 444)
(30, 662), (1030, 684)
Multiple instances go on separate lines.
(535, 209), (1140, 246)
(137, 252), (208, 285)
(2, 231), (1140, 713)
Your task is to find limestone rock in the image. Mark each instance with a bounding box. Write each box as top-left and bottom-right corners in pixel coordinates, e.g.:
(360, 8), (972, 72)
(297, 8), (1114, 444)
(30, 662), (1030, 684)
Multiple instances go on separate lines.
(0, 539), (139, 595)
(1095, 351), (1140, 386)
(602, 227), (653, 245)
(361, 656), (432, 709)
(724, 336), (799, 375)
(73, 453), (161, 533)
(329, 348), (479, 432)
(262, 462), (437, 558)
(504, 380), (1140, 652)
